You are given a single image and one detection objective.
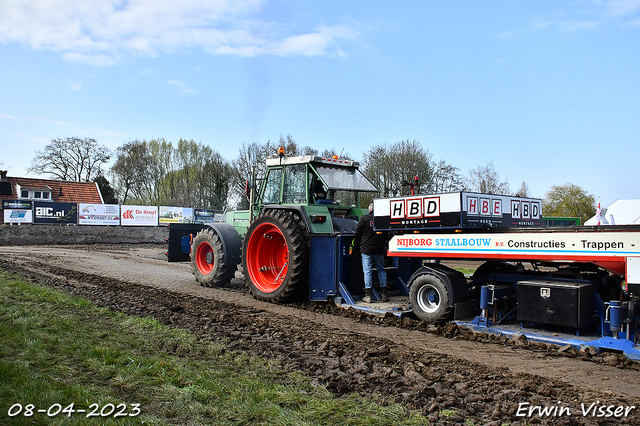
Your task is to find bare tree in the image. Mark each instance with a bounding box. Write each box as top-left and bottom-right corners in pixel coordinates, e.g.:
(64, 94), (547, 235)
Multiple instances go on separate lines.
(197, 151), (232, 210)
(110, 140), (151, 204)
(145, 138), (173, 204)
(229, 135), (318, 208)
(112, 138), (232, 207)
(516, 181), (531, 198)
(431, 160), (464, 193)
(277, 134), (303, 156)
(28, 137), (111, 182)
(465, 161), (511, 194)
(163, 139), (232, 209)
(362, 140), (434, 197)
(230, 141), (275, 209)
(320, 148), (353, 159)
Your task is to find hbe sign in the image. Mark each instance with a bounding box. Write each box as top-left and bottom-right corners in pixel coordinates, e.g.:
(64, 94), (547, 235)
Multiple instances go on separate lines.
(374, 192), (544, 230)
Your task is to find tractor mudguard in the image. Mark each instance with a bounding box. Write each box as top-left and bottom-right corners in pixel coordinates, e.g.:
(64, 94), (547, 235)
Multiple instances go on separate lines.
(191, 223), (242, 288)
(205, 222), (242, 266)
(331, 217), (358, 234)
(262, 206), (312, 233)
(407, 264), (470, 307)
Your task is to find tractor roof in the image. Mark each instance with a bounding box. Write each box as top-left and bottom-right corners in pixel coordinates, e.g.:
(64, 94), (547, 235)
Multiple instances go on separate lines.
(265, 154), (360, 169)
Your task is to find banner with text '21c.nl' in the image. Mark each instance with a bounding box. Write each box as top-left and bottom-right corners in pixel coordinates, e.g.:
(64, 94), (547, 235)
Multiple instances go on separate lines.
(33, 201), (78, 224)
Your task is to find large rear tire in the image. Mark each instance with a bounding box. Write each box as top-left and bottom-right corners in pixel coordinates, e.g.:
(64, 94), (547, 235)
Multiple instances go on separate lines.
(242, 210), (308, 302)
(409, 274), (453, 322)
(191, 228), (237, 287)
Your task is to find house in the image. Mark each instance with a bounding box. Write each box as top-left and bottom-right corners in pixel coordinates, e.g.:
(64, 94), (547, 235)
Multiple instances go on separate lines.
(0, 170), (103, 223)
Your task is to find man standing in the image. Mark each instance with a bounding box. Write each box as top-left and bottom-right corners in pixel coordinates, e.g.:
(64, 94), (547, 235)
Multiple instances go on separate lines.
(354, 203), (388, 303)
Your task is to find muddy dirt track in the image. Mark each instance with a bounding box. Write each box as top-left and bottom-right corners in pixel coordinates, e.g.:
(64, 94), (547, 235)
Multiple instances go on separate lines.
(2, 244), (640, 425)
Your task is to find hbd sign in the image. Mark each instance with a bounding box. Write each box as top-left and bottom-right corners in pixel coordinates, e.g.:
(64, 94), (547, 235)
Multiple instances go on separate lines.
(374, 192), (544, 230)
(510, 199), (541, 220)
(390, 196), (440, 219)
(461, 193), (542, 226)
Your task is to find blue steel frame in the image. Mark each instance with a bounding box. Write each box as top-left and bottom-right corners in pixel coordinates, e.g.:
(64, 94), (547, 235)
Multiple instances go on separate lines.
(459, 283), (640, 360)
(308, 234), (412, 317)
(460, 317), (640, 360)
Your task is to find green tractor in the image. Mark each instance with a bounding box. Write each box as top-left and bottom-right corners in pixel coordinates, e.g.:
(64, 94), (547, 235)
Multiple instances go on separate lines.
(167, 149), (379, 303)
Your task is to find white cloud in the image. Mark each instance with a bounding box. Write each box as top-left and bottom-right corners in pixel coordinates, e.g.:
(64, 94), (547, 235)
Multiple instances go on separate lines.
(0, 0), (357, 65)
(62, 52), (119, 66)
(275, 33), (330, 56)
(528, 16), (599, 33)
(168, 79), (196, 93)
(497, 30), (516, 39)
(32, 118), (76, 126)
(530, 18), (553, 31)
(13, 133), (51, 146)
(499, 0), (640, 38)
(69, 82), (83, 91)
(606, 0), (640, 16)
(559, 20), (600, 31)
(0, 113), (74, 126)
(625, 15), (640, 25)
(210, 24), (357, 57)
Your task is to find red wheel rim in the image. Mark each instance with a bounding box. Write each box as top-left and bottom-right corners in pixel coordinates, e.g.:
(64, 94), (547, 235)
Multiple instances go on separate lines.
(195, 240), (214, 274)
(246, 222), (289, 293)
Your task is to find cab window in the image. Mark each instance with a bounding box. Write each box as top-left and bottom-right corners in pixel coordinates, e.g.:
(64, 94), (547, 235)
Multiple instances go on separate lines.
(282, 165), (307, 204)
(261, 168), (282, 204)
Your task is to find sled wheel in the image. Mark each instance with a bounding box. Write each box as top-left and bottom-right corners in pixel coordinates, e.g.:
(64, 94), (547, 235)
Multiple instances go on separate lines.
(409, 274), (453, 322)
(243, 210), (308, 302)
(191, 228), (237, 287)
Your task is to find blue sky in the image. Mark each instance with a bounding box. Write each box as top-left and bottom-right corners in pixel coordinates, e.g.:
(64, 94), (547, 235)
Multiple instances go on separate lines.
(1, 0), (638, 208)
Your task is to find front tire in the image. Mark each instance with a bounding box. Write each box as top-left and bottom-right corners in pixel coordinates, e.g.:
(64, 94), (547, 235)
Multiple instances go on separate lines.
(242, 210), (308, 302)
(191, 228), (237, 287)
(409, 274), (453, 322)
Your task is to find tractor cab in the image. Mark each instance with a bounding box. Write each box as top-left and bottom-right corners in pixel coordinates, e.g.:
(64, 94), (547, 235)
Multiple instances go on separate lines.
(247, 152), (379, 235)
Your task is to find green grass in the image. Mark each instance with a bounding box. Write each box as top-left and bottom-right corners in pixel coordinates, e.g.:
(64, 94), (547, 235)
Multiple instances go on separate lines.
(452, 267), (476, 277)
(0, 269), (429, 426)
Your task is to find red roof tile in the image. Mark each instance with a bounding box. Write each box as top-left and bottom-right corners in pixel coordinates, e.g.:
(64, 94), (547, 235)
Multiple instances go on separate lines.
(0, 176), (103, 204)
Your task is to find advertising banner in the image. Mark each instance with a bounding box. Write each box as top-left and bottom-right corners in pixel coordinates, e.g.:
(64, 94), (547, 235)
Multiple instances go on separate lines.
(3, 209), (33, 224)
(194, 209), (223, 224)
(78, 203), (120, 225)
(33, 201), (78, 224)
(120, 205), (158, 226)
(374, 191), (543, 230)
(389, 230), (640, 262)
(2, 200), (32, 209)
(159, 206), (193, 224)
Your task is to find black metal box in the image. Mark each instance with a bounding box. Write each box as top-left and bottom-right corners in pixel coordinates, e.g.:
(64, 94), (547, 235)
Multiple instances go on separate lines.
(516, 280), (594, 329)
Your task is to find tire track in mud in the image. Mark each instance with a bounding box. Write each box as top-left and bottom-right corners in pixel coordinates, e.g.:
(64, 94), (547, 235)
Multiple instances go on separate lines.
(2, 244), (640, 425)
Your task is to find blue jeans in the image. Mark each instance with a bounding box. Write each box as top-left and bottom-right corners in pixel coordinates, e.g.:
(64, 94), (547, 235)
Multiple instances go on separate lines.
(361, 253), (387, 289)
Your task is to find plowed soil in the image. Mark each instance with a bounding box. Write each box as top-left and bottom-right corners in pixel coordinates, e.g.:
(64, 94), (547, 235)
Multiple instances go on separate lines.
(1, 244), (640, 425)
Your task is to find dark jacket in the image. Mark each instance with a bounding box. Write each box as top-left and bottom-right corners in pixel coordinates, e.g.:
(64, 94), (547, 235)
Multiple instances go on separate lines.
(354, 211), (388, 255)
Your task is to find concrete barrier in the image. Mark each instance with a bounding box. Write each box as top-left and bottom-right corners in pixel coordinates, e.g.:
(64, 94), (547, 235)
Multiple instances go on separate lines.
(0, 224), (167, 245)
